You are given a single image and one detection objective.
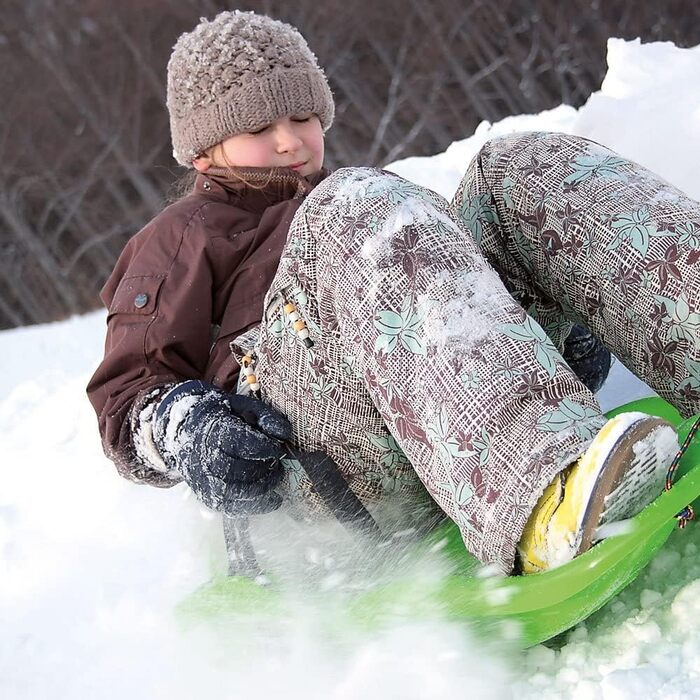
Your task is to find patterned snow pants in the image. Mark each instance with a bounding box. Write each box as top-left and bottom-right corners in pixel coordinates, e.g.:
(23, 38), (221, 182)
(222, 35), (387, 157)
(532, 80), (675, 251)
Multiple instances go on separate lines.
(244, 132), (700, 573)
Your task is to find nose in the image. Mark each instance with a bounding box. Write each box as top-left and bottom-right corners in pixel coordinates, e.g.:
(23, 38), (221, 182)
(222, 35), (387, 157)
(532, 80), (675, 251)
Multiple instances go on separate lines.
(274, 123), (303, 153)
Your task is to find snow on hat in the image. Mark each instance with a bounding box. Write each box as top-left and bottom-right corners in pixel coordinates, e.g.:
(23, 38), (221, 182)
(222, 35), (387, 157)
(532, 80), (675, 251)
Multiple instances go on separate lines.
(166, 10), (335, 167)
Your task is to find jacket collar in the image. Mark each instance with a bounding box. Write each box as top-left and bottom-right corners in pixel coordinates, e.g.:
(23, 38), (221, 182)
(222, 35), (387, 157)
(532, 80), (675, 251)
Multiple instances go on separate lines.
(193, 166), (331, 214)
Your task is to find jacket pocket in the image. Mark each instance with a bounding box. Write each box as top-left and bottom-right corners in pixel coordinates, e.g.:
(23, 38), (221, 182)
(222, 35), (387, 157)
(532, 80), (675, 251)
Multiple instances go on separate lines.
(108, 275), (165, 316)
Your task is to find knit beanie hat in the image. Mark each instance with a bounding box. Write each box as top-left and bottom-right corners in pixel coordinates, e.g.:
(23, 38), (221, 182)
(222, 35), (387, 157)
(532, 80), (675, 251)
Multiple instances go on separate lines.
(167, 10), (335, 167)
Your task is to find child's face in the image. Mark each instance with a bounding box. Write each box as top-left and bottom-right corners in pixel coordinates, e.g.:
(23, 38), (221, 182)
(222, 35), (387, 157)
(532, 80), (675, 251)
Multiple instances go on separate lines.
(194, 113), (324, 177)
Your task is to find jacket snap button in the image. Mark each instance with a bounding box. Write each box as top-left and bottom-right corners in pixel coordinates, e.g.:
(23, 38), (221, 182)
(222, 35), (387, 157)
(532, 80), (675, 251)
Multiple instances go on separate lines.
(203, 181), (211, 191)
(134, 293), (149, 309)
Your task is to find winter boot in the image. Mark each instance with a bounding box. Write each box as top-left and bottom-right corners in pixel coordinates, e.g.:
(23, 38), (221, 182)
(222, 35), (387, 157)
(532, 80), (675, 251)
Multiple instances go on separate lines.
(518, 412), (678, 573)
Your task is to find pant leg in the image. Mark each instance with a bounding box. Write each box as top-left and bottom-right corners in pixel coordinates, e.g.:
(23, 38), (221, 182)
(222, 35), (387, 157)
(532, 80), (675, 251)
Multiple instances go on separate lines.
(253, 167), (605, 573)
(451, 131), (700, 418)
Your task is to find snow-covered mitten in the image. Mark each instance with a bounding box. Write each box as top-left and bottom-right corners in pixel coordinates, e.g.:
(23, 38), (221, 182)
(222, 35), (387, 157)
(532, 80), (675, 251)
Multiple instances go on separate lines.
(563, 324), (611, 394)
(152, 380), (292, 514)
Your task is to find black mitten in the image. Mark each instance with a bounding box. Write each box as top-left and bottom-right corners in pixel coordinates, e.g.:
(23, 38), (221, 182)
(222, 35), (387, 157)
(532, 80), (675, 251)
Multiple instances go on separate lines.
(563, 324), (612, 394)
(152, 380), (292, 515)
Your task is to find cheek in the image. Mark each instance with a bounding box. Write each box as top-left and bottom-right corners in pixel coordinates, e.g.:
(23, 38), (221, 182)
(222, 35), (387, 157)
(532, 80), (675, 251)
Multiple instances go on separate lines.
(308, 130), (325, 163)
(221, 138), (272, 167)
(248, 144), (272, 167)
(237, 142), (268, 167)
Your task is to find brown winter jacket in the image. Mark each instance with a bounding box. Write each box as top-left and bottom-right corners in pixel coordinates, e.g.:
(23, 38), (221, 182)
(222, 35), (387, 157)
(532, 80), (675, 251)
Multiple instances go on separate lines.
(87, 167), (329, 485)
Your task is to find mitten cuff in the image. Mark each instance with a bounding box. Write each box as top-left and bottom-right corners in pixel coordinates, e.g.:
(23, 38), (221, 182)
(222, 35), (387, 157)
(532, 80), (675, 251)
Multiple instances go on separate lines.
(154, 380), (216, 422)
(129, 384), (182, 479)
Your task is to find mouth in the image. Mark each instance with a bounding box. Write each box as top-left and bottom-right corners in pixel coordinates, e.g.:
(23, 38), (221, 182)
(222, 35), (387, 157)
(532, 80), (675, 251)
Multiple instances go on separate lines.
(289, 161), (308, 170)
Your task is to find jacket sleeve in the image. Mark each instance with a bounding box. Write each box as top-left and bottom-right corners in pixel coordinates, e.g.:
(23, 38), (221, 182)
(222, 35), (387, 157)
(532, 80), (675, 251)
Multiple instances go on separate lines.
(86, 207), (218, 486)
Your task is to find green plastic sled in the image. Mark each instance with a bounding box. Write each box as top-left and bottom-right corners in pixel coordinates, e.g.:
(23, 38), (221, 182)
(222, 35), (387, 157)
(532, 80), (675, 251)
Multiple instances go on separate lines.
(179, 397), (700, 648)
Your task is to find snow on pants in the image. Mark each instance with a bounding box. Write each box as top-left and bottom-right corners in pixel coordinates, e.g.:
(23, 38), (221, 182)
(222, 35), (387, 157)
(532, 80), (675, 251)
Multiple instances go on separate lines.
(248, 131), (700, 573)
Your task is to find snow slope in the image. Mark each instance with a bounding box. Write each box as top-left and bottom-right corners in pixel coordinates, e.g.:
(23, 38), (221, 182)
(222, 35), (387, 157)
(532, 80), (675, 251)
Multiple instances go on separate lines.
(3, 38), (700, 700)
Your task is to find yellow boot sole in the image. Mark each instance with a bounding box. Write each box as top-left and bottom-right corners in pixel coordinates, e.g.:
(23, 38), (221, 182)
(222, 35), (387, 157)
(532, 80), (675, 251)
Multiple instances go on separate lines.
(519, 413), (677, 574)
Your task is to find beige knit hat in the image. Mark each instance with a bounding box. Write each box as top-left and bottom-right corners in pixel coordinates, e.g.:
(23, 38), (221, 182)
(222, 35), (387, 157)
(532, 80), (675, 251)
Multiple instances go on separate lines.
(167, 10), (335, 167)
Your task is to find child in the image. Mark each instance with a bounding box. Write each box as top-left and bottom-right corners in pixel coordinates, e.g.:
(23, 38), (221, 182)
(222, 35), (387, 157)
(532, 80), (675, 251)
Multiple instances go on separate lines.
(88, 10), (693, 575)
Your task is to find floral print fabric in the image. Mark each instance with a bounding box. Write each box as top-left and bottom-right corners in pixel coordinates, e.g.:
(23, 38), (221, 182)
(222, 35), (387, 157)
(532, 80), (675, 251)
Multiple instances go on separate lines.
(454, 132), (700, 419)
(245, 132), (699, 572)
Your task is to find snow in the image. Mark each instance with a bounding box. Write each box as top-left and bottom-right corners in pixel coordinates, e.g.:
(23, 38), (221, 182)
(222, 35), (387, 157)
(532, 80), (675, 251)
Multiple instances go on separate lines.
(388, 38), (700, 205)
(3, 37), (700, 700)
(359, 194), (462, 261)
(420, 267), (512, 352)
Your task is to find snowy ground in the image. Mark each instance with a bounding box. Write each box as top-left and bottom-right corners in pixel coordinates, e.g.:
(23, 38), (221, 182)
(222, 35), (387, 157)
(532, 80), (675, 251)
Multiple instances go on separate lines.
(3, 38), (700, 699)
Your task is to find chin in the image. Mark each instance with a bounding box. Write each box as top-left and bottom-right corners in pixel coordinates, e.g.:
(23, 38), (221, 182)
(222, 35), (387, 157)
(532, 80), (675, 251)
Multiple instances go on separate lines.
(303, 162), (322, 176)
